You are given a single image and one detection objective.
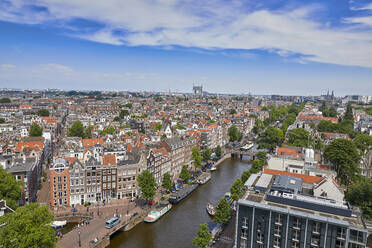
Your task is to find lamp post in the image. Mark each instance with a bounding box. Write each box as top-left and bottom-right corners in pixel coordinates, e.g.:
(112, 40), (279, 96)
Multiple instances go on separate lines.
(78, 231), (81, 247)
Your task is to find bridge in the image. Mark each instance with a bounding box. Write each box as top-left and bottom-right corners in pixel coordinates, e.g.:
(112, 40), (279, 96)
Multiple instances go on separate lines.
(225, 148), (257, 160)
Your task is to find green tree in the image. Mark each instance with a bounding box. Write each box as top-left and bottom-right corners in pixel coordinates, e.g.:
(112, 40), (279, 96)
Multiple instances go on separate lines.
(324, 139), (360, 185)
(0, 118), (4, 124)
(179, 165), (191, 181)
(84, 125), (93, 139)
(0, 97), (11, 103)
(100, 126), (116, 136)
(37, 109), (50, 117)
(0, 167), (21, 210)
(314, 137), (323, 150)
(138, 170), (157, 201)
(214, 198), (232, 223)
(240, 170), (252, 183)
(119, 109), (130, 119)
(154, 123), (162, 132)
(67, 121), (85, 138)
(353, 134), (372, 155)
(345, 178), (372, 219)
(202, 147), (212, 161)
(287, 128), (313, 148)
(344, 103), (354, 121)
(255, 151), (267, 164)
(0, 203), (56, 248)
(215, 145), (222, 158)
(251, 159), (264, 174)
(229, 109), (237, 115)
(124, 103), (132, 108)
(29, 123), (43, 137)
(253, 119), (264, 134)
(192, 147), (202, 168)
(192, 223), (212, 248)
(113, 116), (121, 122)
(230, 178), (244, 201)
(228, 125), (242, 142)
(257, 127), (284, 151)
(162, 172), (172, 191)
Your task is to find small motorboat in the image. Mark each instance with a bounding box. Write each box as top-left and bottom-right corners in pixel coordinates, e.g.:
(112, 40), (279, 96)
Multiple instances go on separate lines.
(210, 166), (217, 171)
(51, 220), (67, 229)
(206, 202), (215, 216)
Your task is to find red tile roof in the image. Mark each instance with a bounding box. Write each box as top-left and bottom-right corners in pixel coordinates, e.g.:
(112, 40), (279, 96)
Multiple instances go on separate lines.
(276, 147), (302, 158)
(16, 141), (44, 152)
(263, 168), (324, 184)
(103, 154), (117, 166)
(83, 138), (103, 147)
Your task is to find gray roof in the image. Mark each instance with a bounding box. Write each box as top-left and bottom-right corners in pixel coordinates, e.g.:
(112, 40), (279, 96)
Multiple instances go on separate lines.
(271, 175), (302, 194)
(6, 158), (36, 173)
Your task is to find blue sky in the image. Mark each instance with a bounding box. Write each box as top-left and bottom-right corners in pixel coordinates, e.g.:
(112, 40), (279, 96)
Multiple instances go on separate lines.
(0, 0), (372, 95)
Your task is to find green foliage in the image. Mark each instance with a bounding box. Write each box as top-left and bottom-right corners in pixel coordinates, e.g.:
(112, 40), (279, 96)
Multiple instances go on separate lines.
(0, 167), (21, 210)
(99, 126), (116, 136)
(162, 172), (173, 191)
(0, 98), (11, 103)
(174, 123), (185, 130)
(192, 223), (212, 248)
(353, 134), (372, 155)
(324, 139), (361, 185)
(0, 203), (56, 248)
(287, 128), (313, 148)
(179, 165), (191, 181)
(29, 123), (43, 137)
(138, 170), (157, 201)
(215, 145), (222, 158)
(281, 113), (297, 133)
(124, 103), (133, 108)
(251, 160), (264, 174)
(202, 147), (212, 161)
(113, 116), (121, 122)
(230, 178), (244, 201)
(229, 109), (237, 115)
(255, 151), (267, 164)
(84, 125), (93, 139)
(37, 109), (50, 117)
(364, 107), (372, 116)
(257, 127), (284, 150)
(317, 120), (354, 136)
(240, 170), (252, 183)
(314, 137), (323, 150)
(253, 119), (264, 134)
(345, 178), (372, 219)
(319, 102), (338, 117)
(344, 103), (354, 121)
(192, 147), (202, 168)
(0, 118), (4, 124)
(228, 125), (242, 142)
(67, 121), (85, 138)
(119, 109), (130, 119)
(154, 123), (162, 132)
(214, 198), (232, 223)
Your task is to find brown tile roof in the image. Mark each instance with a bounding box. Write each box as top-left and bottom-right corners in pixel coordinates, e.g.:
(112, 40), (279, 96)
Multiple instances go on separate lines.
(263, 168), (324, 184)
(83, 138), (103, 147)
(103, 154), (117, 166)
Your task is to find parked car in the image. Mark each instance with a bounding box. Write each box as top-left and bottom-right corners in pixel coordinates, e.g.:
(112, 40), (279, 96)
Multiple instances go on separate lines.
(71, 208), (78, 212)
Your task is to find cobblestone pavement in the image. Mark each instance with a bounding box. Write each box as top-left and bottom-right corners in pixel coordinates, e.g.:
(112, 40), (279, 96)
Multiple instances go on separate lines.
(37, 170), (50, 204)
(56, 199), (144, 248)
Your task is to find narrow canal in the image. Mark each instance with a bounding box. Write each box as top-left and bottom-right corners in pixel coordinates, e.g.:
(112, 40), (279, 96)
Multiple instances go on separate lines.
(109, 158), (251, 248)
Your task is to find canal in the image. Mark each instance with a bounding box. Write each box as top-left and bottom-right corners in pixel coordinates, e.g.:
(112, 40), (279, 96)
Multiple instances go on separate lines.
(109, 158), (251, 248)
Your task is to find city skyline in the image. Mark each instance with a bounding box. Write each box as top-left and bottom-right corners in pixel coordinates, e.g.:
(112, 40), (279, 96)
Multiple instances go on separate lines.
(1, 0), (372, 95)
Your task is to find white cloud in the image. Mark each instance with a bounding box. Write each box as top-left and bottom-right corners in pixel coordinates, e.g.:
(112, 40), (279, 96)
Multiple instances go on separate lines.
(1, 1), (372, 67)
(0, 64), (17, 70)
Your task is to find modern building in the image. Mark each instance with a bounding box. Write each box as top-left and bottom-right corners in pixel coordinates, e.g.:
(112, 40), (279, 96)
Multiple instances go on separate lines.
(193, 85), (203, 96)
(236, 174), (368, 248)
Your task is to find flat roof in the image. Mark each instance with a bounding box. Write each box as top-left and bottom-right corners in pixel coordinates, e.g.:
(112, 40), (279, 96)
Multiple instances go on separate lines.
(255, 174), (273, 189)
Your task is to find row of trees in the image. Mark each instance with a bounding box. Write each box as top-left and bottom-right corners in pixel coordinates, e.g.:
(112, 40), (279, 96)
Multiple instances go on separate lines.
(319, 102), (337, 117)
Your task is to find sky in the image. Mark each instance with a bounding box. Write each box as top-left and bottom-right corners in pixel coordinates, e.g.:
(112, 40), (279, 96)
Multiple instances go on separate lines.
(0, 0), (372, 96)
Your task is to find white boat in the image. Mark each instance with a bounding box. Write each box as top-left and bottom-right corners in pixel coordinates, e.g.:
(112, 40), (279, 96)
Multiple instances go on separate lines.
(144, 203), (172, 223)
(240, 142), (254, 151)
(210, 166), (217, 171)
(206, 202), (215, 216)
(51, 220), (67, 229)
(197, 173), (211, 184)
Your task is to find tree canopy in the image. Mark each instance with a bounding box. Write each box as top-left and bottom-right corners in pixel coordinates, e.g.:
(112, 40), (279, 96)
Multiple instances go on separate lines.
(179, 165), (191, 181)
(67, 121), (89, 138)
(353, 134), (372, 155)
(0, 118), (4, 124)
(0, 167), (21, 210)
(37, 109), (50, 117)
(344, 103), (354, 121)
(345, 178), (372, 219)
(138, 170), (157, 201)
(286, 128), (313, 148)
(228, 125), (242, 142)
(162, 172), (172, 191)
(0, 98), (11, 103)
(119, 109), (130, 119)
(202, 147), (212, 161)
(215, 145), (222, 158)
(29, 123), (43, 137)
(192, 147), (202, 168)
(0, 203), (56, 248)
(214, 198), (232, 223)
(324, 139), (360, 185)
(230, 178), (244, 201)
(257, 127), (284, 150)
(192, 223), (212, 248)
(255, 151), (267, 164)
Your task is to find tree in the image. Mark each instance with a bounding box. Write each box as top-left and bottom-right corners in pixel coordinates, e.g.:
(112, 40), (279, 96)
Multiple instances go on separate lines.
(228, 125), (242, 142)
(241, 170), (252, 183)
(287, 128), (313, 148)
(68, 121), (85, 138)
(229, 109), (237, 115)
(0, 97), (11, 103)
(345, 178), (372, 219)
(37, 109), (50, 117)
(119, 109), (130, 119)
(179, 165), (191, 181)
(214, 198), (232, 223)
(113, 116), (121, 122)
(251, 159), (264, 173)
(192, 147), (202, 168)
(202, 147), (212, 161)
(215, 145), (222, 158)
(137, 170), (157, 201)
(344, 103), (354, 121)
(162, 172), (172, 191)
(0, 167), (21, 210)
(257, 127), (284, 151)
(0, 118), (4, 124)
(84, 125), (93, 139)
(29, 123), (43, 137)
(324, 139), (360, 185)
(154, 123), (162, 132)
(192, 223), (212, 248)
(230, 178), (244, 201)
(353, 134), (372, 155)
(255, 151), (267, 164)
(0, 203), (56, 248)
(99, 126), (116, 136)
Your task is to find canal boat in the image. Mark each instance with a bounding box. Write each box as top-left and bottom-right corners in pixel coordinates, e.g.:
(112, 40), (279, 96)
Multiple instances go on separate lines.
(197, 173), (211, 184)
(51, 220), (67, 229)
(169, 183), (198, 204)
(240, 142), (254, 151)
(144, 203), (172, 223)
(206, 202), (215, 216)
(210, 166), (217, 171)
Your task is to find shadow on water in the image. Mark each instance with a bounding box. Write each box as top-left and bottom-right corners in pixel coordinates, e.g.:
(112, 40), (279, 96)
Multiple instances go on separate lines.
(109, 158), (251, 248)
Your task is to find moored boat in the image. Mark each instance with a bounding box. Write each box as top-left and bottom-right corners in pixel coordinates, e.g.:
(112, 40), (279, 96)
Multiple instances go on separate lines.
(206, 202), (215, 216)
(197, 173), (211, 184)
(169, 183), (198, 204)
(51, 220), (67, 229)
(210, 166), (217, 171)
(144, 203), (172, 223)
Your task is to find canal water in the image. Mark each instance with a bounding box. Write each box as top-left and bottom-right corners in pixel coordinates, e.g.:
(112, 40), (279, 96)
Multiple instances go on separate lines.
(109, 158), (251, 248)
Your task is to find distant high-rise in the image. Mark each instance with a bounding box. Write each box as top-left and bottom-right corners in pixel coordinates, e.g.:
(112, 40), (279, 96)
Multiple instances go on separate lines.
(193, 84), (203, 96)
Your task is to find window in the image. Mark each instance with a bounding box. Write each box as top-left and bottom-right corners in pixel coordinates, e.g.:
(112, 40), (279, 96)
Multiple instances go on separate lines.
(292, 241), (300, 248)
(242, 217), (249, 228)
(87, 172), (91, 176)
(274, 236), (281, 247)
(350, 229), (365, 243)
(335, 239), (345, 248)
(275, 213), (283, 225)
(240, 239), (248, 248)
(241, 228), (248, 239)
(313, 222), (321, 234)
(293, 217), (301, 229)
(257, 232), (264, 243)
(337, 227), (346, 240)
(292, 229), (300, 241)
(274, 225), (281, 236)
